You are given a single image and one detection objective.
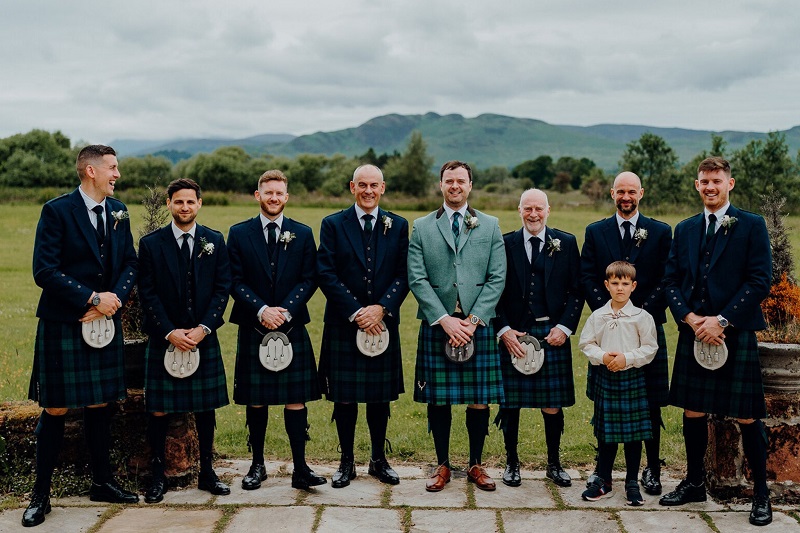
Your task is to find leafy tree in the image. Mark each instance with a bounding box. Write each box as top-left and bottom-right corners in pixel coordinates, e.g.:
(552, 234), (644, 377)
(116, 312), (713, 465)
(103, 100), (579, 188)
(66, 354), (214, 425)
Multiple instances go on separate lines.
(512, 156), (554, 189)
(0, 129), (75, 187)
(472, 165), (511, 189)
(619, 133), (682, 205)
(357, 147), (399, 168)
(554, 156), (596, 190)
(384, 131), (435, 197)
(118, 155), (173, 189)
(581, 167), (611, 207)
(179, 146), (251, 192)
(730, 132), (799, 211)
(288, 154), (328, 192)
(552, 171), (572, 194)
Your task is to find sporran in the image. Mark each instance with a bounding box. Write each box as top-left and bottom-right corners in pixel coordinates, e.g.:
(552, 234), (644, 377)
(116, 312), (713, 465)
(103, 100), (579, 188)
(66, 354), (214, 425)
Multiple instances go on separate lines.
(81, 316), (115, 349)
(164, 345), (200, 378)
(259, 331), (293, 371)
(444, 337), (474, 363)
(693, 339), (728, 370)
(512, 335), (545, 375)
(356, 321), (389, 357)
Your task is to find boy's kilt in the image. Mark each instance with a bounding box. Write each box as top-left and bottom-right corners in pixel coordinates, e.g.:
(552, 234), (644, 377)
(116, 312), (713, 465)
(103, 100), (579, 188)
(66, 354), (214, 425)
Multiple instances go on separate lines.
(319, 321), (404, 403)
(144, 335), (229, 413)
(234, 326), (321, 406)
(29, 319), (126, 408)
(414, 321), (504, 406)
(592, 365), (652, 443)
(669, 325), (766, 420)
(499, 322), (574, 409)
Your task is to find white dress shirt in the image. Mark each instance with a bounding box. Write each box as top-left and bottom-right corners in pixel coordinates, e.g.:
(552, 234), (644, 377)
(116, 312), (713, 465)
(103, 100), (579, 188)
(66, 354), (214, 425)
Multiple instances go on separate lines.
(579, 299), (658, 370)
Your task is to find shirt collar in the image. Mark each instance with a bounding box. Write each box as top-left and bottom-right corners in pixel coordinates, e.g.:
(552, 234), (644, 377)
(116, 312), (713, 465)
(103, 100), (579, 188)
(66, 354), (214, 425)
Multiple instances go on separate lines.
(171, 221), (196, 241)
(615, 211), (640, 228)
(705, 203), (730, 224)
(78, 185), (106, 212)
(442, 204), (467, 222)
(260, 213), (284, 231)
(602, 299), (640, 317)
(522, 226), (547, 243)
(354, 204), (378, 221)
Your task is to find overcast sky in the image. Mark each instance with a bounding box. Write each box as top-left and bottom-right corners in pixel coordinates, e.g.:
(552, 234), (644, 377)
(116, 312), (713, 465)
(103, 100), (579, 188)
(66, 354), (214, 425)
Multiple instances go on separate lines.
(2, 1), (799, 144)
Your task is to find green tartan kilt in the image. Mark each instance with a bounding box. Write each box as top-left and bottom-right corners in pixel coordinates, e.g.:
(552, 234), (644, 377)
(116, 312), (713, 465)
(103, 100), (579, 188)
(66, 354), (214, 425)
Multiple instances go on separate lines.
(668, 325), (766, 419)
(233, 326), (321, 406)
(413, 321), (505, 406)
(592, 365), (652, 443)
(499, 323), (575, 409)
(28, 319), (126, 408)
(586, 324), (669, 407)
(318, 322), (404, 403)
(144, 335), (229, 413)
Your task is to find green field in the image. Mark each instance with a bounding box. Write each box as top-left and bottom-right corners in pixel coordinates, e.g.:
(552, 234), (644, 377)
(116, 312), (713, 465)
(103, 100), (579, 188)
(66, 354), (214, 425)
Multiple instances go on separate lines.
(2, 202), (797, 471)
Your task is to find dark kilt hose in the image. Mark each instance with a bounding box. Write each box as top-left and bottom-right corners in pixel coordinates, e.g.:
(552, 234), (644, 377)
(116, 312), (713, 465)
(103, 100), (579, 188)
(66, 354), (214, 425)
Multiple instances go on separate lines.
(669, 325), (766, 420)
(235, 326), (321, 406)
(320, 320), (403, 403)
(29, 319), (126, 408)
(145, 335), (229, 414)
(413, 320), (504, 406)
(592, 365), (652, 443)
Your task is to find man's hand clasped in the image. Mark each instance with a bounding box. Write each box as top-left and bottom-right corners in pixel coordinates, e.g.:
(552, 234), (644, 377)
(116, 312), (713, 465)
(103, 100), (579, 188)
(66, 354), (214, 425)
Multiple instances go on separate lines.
(441, 315), (476, 347)
(80, 291), (122, 322)
(355, 304), (385, 336)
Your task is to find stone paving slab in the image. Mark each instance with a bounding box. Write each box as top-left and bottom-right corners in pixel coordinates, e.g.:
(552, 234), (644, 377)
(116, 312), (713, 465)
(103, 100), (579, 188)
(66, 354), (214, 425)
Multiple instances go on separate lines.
(222, 476), (302, 505)
(473, 480), (555, 508)
(159, 486), (214, 505)
(225, 505), (316, 532)
(502, 509), (622, 533)
(410, 509), (497, 533)
(708, 511), (800, 532)
(0, 505), (107, 532)
(390, 478), (468, 508)
(302, 475), (384, 506)
(558, 483), (725, 511)
(618, 510), (713, 533)
(98, 508), (223, 533)
(318, 506), (403, 533)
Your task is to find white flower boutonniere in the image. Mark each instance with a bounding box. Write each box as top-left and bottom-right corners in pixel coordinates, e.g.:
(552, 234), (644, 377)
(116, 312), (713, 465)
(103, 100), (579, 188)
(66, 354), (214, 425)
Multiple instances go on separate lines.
(198, 237), (214, 258)
(546, 236), (561, 257)
(464, 213), (479, 230)
(633, 228), (648, 247)
(279, 231), (296, 250)
(382, 215), (393, 235)
(720, 214), (737, 235)
(111, 210), (129, 230)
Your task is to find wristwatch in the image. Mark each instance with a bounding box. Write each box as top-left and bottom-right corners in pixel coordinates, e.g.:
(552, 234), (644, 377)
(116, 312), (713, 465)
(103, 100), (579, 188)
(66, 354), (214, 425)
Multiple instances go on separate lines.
(468, 314), (481, 325)
(716, 315), (729, 328)
(201, 325), (212, 335)
(91, 293), (101, 307)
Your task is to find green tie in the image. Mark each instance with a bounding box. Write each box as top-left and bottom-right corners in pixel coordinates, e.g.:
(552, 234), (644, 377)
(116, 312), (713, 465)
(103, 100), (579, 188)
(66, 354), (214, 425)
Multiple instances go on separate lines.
(452, 212), (460, 246)
(706, 214), (717, 243)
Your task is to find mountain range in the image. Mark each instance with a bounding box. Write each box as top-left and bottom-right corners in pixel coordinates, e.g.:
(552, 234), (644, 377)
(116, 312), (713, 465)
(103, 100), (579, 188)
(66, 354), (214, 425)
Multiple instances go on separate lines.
(112, 112), (800, 170)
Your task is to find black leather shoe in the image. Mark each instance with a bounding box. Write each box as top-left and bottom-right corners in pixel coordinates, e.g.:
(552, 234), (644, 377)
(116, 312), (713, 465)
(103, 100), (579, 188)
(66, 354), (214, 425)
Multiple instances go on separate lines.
(502, 462), (521, 487)
(659, 479), (706, 506)
(749, 495), (772, 526)
(89, 479), (140, 504)
(21, 491), (50, 527)
(292, 466), (327, 490)
(546, 462), (572, 487)
(144, 476), (166, 504)
(332, 458), (356, 488)
(368, 458), (400, 485)
(640, 466), (662, 496)
(198, 471), (231, 495)
(241, 463), (267, 490)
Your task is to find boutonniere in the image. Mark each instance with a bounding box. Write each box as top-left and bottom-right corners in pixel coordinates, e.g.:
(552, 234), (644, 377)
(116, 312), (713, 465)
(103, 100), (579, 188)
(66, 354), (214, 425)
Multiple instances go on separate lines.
(382, 215), (393, 235)
(633, 228), (648, 247)
(546, 236), (561, 257)
(198, 237), (214, 258)
(111, 210), (129, 230)
(720, 214), (737, 234)
(279, 231), (296, 250)
(464, 213), (480, 230)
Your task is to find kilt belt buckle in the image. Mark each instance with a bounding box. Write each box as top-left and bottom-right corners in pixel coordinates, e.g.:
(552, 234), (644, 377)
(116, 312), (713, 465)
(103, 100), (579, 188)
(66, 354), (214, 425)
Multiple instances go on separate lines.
(259, 331), (293, 372)
(357, 321), (389, 357)
(445, 338), (475, 363)
(693, 338), (728, 370)
(512, 335), (545, 375)
(164, 345), (200, 378)
(81, 316), (115, 349)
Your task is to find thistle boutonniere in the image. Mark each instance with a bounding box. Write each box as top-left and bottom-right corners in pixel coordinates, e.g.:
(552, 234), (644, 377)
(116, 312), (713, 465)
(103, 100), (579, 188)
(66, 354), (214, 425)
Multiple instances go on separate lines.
(382, 214), (393, 235)
(720, 214), (737, 234)
(111, 210), (129, 230)
(546, 235), (561, 257)
(464, 213), (479, 230)
(633, 227), (648, 247)
(198, 237), (214, 258)
(279, 230), (296, 250)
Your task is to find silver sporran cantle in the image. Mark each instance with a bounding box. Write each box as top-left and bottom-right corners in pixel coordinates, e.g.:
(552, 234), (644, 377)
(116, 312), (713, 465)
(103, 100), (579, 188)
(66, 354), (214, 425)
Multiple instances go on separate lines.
(445, 338), (475, 363)
(357, 321), (389, 357)
(259, 331), (293, 371)
(693, 338), (728, 370)
(164, 345), (200, 378)
(82, 316), (115, 349)
(512, 335), (545, 375)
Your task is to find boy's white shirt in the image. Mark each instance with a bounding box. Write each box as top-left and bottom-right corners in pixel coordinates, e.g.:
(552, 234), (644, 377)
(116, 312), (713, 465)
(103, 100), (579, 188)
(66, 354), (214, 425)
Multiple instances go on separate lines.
(579, 299), (658, 370)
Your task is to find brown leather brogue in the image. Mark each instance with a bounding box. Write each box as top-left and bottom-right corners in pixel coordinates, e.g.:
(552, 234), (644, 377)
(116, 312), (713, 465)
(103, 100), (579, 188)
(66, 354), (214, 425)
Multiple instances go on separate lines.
(467, 464), (496, 491)
(425, 464), (451, 492)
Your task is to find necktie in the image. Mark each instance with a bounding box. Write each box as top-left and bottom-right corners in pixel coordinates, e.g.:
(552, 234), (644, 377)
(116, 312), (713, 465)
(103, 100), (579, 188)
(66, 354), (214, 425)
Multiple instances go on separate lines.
(452, 212), (461, 245)
(92, 205), (105, 241)
(706, 214), (717, 243)
(621, 220), (633, 251)
(267, 222), (278, 255)
(181, 233), (191, 263)
(529, 236), (540, 264)
(362, 214), (373, 235)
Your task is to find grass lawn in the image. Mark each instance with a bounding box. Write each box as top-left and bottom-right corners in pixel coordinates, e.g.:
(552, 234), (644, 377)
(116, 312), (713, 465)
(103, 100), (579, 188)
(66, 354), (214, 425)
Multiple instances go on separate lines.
(2, 200), (797, 471)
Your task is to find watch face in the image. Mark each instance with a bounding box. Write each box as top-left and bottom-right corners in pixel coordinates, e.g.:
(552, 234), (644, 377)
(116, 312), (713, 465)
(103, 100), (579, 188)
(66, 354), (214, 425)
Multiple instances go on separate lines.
(92, 295), (101, 306)
(470, 315), (480, 325)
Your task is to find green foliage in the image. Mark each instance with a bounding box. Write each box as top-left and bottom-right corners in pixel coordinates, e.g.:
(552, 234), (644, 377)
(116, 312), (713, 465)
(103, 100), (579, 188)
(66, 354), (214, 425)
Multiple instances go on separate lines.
(620, 132), (686, 206)
(554, 156), (596, 190)
(730, 132), (800, 211)
(384, 131), (435, 197)
(118, 155), (173, 189)
(472, 165), (511, 189)
(512, 156), (554, 189)
(0, 129), (76, 187)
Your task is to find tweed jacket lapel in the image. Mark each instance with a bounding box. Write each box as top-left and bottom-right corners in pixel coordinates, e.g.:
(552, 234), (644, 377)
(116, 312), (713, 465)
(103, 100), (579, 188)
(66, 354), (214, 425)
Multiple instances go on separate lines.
(709, 205), (739, 271)
(342, 206), (368, 269)
(435, 206), (458, 253)
(456, 206), (478, 254)
(69, 189), (102, 265)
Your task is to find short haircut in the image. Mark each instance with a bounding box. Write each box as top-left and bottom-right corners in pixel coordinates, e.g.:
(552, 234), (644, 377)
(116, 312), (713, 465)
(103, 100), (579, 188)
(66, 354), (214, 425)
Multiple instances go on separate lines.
(439, 160), (472, 182)
(258, 169), (288, 188)
(166, 178), (202, 200)
(697, 156), (731, 178)
(605, 260), (637, 281)
(76, 145), (116, 180)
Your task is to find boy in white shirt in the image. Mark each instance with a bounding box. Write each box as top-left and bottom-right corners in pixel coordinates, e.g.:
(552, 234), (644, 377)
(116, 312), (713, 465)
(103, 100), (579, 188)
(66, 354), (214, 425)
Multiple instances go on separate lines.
(579, 261), (658, 505)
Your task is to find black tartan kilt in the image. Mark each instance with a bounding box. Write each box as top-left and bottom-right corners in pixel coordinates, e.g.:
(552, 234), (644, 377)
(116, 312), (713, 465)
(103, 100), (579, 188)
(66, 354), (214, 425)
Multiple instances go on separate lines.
(592, 365), (652, 443)
(319, 322), (404, 403)
(586, 323), (670, 407)
(233, 326), (321, 405)
(499, 323), (574, 409)
(668, 325), (766, 420)
(29, 319), (126, 408)
(413, 321), (505, 406)
(144, 335), (229, 413)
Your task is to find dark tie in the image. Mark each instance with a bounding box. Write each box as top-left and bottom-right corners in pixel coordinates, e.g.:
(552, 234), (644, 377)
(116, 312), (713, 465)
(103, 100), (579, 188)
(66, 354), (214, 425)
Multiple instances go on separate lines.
(92, 205), (105, 241)
(362, 214), (373, 235)
(181, 233), (191, 263)
(621, 220), (633, 251)
(706, 214), (717, 243)
(452, 212), (461, 245)
(529, 236), (540, 264)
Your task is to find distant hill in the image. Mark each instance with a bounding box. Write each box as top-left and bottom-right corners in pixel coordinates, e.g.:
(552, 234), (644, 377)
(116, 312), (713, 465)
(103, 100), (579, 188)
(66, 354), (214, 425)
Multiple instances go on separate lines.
(112, 133), (296, 159)
(116, 114), (800, 170)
